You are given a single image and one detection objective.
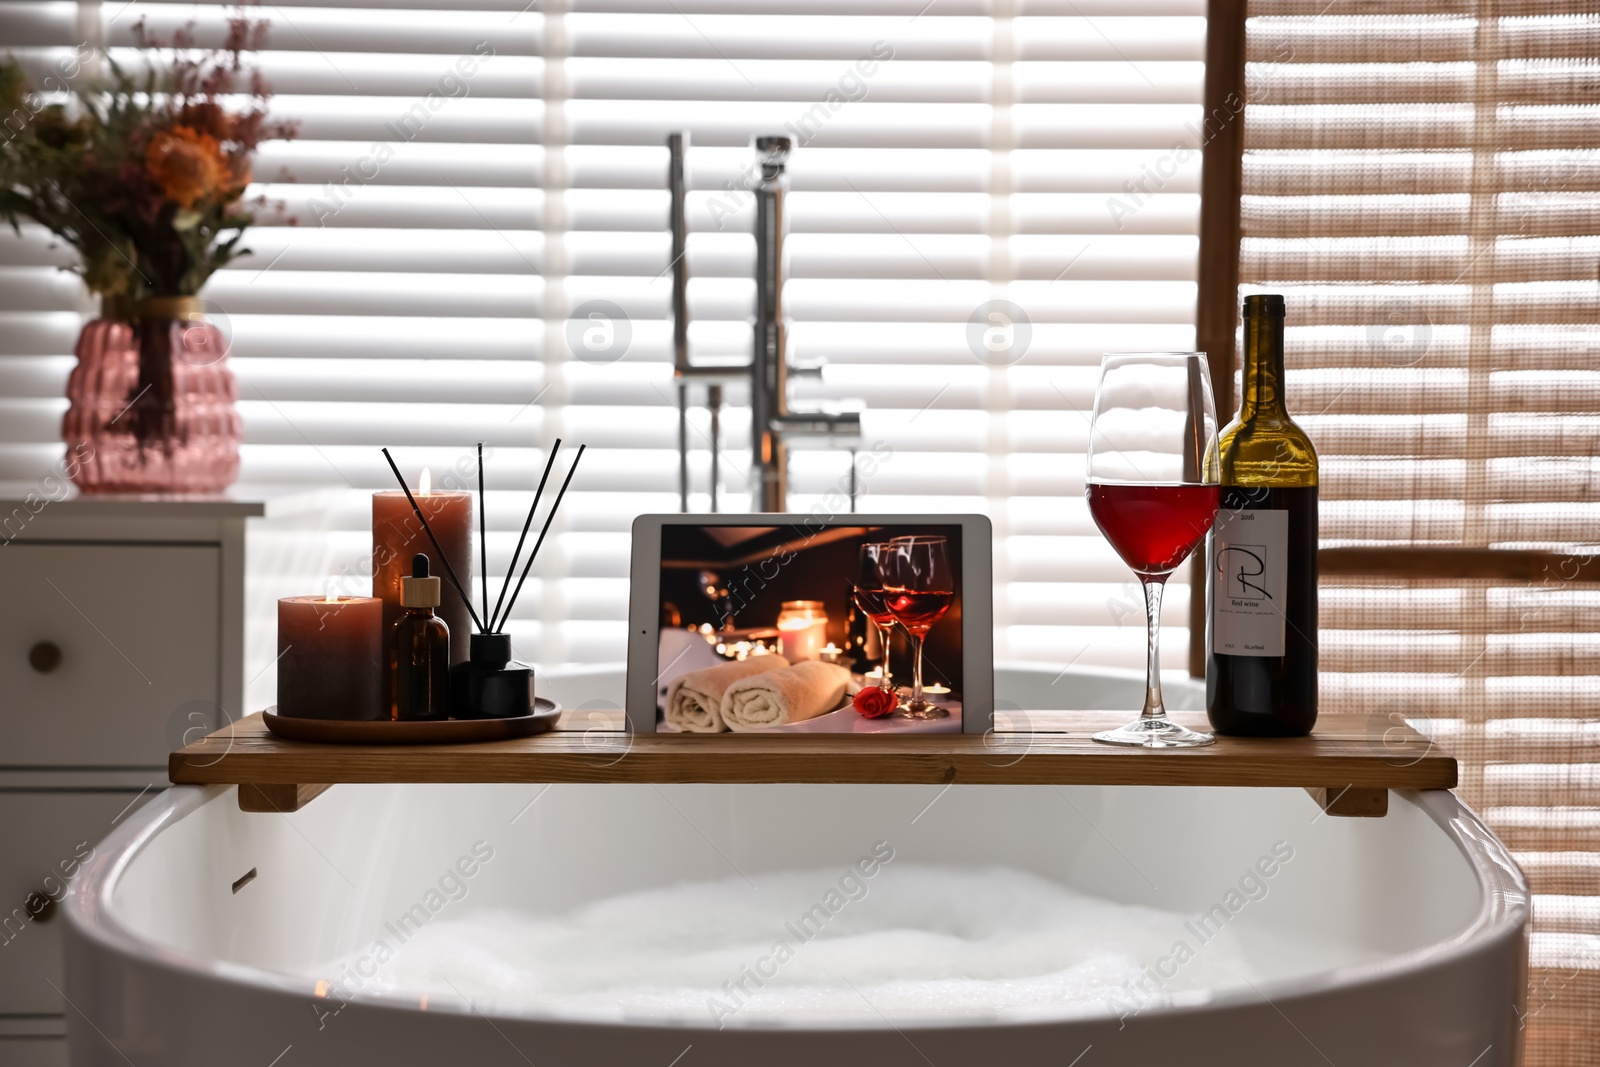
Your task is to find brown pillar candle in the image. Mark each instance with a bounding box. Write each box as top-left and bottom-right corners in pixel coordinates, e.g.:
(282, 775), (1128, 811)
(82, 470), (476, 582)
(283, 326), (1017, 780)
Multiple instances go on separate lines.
(276, 595), (384, 720)
(374, 478), (474, 665)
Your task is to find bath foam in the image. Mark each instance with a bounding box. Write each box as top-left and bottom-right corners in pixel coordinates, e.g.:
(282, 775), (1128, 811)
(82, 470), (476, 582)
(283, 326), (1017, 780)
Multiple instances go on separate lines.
(319, 864), (1261, 1025)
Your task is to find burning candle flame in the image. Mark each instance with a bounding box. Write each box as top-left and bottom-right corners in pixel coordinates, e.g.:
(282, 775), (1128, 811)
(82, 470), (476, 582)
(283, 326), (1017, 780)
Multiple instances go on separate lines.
(419, 467), (432, 495)
(324, 591), (337, 604)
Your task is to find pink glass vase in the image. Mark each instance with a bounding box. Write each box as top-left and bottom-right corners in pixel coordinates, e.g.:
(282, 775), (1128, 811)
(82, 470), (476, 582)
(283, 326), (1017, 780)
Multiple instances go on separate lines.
(62, 299), (242, 493)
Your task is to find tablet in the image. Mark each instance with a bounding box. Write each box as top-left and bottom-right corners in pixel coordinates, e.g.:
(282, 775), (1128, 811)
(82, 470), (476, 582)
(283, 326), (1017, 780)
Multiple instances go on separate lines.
(627, 513), (993, 735)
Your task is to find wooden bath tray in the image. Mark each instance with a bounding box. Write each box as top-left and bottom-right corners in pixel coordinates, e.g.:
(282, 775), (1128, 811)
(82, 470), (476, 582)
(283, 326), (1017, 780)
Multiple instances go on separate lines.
(170, 710), (1456, 818)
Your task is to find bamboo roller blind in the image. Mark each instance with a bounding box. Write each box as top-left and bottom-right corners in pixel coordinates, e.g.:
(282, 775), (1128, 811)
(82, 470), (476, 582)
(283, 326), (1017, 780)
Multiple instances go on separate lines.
(1238, 2), (1599, 1060)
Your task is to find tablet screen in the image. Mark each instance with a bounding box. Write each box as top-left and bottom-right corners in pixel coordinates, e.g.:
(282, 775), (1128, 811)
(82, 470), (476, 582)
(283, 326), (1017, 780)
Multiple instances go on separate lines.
(654, 522), (965, 734)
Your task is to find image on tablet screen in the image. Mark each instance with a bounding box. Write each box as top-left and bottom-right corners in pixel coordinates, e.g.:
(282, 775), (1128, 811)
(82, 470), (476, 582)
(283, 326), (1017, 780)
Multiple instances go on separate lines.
(654, 523), (963, 734)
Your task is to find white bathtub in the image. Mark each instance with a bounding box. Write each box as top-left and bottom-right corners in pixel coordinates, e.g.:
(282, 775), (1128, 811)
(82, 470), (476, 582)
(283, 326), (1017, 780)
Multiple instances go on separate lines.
(65, 665), (1527, 1066)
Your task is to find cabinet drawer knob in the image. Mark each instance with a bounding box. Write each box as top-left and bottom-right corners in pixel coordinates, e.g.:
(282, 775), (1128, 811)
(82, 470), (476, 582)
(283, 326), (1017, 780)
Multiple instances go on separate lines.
(28, 641), (62, 673)
(24, 891), (56, 923)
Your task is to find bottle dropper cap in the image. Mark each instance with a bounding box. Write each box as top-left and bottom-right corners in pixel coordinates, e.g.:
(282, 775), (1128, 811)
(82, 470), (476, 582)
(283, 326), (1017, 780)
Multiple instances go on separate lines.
(401, 552), (442, 608)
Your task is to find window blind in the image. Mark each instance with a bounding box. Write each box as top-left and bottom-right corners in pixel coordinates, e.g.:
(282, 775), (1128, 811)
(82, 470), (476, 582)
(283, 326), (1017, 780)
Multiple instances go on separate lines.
(1240, 2), (1599, 1060)
(0, 0), (1207, 704)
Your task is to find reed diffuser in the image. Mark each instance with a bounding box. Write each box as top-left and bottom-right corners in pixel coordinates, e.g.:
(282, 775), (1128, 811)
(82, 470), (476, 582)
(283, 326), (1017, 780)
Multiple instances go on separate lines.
(381, 440), (586, 719)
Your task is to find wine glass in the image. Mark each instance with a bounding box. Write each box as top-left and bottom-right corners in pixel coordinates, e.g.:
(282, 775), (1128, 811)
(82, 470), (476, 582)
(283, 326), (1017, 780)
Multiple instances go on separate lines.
(1086, 353), (1220, 747)
(854, 543), (896, 690)
(881, 536), (954, 719)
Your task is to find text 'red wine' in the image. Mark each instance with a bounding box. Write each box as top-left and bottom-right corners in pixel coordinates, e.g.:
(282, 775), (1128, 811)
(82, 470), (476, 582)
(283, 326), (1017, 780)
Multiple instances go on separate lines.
(1087, 483), (1221, 580)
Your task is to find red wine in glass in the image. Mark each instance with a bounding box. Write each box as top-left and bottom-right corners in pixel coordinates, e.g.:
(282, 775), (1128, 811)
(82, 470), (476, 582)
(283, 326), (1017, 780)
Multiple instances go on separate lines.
(1087, 483), (1220, 579)
(1085, 351), (1221, 748)
(885, 590), (953, 633)
(881, 536), (953, 719)
(852, 587), (895, 628)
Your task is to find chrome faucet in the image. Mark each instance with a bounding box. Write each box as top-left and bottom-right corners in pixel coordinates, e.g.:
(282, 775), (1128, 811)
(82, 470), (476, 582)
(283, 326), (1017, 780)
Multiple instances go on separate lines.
(748, 136), (860, 511)
(667, 132), (861, 514)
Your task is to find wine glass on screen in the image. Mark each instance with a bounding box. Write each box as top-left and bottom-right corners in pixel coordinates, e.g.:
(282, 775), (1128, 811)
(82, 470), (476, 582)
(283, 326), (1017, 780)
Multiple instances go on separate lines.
(854, 543), (895, 691)
(1086, 352), (1220, 747)
(881, 536), (953, 719)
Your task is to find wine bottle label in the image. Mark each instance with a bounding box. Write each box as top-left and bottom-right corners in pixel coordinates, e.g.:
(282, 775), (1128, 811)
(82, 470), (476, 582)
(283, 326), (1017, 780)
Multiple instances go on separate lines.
(1211, 507), (1289, 657)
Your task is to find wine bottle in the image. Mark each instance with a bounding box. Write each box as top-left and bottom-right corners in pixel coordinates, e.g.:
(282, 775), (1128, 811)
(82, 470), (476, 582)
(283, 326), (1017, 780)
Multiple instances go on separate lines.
(1206, 294), (1319, 736)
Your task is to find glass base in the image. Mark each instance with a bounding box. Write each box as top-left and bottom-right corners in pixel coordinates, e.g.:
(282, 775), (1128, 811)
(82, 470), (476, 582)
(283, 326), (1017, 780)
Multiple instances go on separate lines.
(1093, 715), (1214, 748)
(895, 700), (949, 720)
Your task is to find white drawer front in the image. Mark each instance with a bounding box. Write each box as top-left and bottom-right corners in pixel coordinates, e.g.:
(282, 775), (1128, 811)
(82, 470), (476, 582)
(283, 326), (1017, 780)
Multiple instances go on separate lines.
(0, 789), (157, 1016)
(0, 543), (221, 766)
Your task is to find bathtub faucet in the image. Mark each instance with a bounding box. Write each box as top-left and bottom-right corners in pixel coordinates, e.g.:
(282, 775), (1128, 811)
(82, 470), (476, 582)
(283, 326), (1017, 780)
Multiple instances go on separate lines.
(666, 131), (862, 514)
(748, 136), (861, 512)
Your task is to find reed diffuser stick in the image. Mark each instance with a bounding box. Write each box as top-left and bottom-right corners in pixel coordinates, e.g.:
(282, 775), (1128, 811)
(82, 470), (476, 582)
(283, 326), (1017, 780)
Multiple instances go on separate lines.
(498, 444), (586, 628)
(379, 447), (486, 633)
(489, 439), (562, 632)
(477, 442), (489, 628)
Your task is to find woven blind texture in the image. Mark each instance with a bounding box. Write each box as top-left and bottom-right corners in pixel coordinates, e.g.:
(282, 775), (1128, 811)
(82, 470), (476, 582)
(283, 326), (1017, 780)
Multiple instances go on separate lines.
(1240, 2), (1599, 1060)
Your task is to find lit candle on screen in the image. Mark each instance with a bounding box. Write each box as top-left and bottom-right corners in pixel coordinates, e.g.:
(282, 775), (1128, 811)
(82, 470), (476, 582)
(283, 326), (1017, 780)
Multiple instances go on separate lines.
(778, 616), (827, 662)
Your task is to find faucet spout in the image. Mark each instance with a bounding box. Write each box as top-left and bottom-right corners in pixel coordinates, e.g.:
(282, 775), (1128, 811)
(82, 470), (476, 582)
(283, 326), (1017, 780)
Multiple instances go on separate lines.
(750, 136), (792, 512)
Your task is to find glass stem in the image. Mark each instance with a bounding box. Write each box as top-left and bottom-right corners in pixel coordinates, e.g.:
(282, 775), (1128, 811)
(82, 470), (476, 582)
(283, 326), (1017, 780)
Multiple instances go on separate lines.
(877, 623), (893, 690)
(1141, 578), (1167, 723)
(911, 634), (926, 707)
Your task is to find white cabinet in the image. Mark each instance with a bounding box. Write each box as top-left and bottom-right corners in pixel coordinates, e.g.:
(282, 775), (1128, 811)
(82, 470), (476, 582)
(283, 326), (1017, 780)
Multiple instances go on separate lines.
(0, 544), (221, 765)
(0, 790), (155, 1014)
(0, 494), (266, 1062)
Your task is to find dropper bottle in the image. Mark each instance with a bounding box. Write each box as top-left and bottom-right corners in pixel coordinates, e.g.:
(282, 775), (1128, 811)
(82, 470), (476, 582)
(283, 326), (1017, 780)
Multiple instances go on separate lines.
(392, 552), (450, 721)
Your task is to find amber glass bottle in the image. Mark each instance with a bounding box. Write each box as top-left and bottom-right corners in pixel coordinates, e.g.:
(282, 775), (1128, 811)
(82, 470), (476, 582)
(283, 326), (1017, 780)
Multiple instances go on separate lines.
(392, 553), (450, 721)
(1206, 295), (1319, 736)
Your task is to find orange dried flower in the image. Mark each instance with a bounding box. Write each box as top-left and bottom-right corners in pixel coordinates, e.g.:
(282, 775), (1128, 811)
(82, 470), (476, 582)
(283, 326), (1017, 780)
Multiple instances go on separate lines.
(145, 125), (227, 208)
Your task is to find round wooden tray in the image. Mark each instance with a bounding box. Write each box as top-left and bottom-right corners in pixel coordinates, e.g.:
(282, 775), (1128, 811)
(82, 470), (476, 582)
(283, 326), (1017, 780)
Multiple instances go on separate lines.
(262, 698), (562, 745)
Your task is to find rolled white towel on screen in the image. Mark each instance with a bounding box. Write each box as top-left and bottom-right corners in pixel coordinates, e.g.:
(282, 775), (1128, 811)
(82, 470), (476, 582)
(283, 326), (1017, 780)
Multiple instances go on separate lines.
(722, 661), (851, 732)
(664, 656), (791, 733)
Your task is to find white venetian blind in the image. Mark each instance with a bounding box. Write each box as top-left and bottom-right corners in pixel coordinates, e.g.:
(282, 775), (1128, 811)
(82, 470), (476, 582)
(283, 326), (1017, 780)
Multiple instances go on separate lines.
(0, 0), (1206, 700)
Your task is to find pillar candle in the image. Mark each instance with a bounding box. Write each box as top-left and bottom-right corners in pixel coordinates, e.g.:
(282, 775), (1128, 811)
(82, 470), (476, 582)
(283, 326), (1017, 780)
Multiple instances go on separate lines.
(778, 617), (828, 662)
(373, 487), (474, 664)
(277, 596), (384, 720)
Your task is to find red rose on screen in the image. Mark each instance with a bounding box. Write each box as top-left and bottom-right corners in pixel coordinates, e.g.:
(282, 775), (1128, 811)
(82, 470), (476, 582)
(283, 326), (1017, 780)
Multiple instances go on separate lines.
(853, 687), (897, 719)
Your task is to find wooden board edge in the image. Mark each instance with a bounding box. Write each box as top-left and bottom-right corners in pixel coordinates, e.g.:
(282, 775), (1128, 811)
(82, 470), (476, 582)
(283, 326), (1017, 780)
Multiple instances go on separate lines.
(185, 753), (1457, 791)
(237, 783), (330, 813)
(1305, 786), (1389, 818)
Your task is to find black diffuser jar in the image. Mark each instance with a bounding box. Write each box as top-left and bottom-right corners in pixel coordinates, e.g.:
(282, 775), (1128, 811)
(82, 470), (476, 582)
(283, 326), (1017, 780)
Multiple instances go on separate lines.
(449, 632), (535, 719)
